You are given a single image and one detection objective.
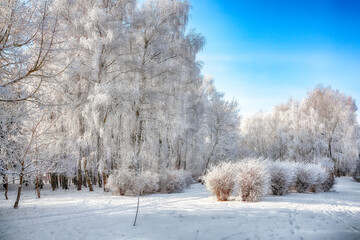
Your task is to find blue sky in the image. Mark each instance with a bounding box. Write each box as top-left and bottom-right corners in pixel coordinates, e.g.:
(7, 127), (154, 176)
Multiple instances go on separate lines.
(187, 0), (360, 119)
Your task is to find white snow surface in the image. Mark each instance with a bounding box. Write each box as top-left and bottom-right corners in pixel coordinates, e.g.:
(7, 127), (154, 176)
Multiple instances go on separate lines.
(1, 177), (360, 240)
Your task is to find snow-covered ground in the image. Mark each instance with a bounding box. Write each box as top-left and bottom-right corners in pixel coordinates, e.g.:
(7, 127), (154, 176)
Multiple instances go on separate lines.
(0, 177), (360, 240)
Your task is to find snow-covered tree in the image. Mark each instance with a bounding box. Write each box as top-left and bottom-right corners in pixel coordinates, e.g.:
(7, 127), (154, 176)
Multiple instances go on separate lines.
(302, 86), (359, 175)
(240, 86), (360, 176)
(0, 0), (60, 102)
(203, 76), (240, 171)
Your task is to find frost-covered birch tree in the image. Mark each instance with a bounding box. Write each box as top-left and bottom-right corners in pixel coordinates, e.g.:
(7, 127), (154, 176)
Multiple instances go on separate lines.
(240, 86), (360, 176)
(202, 76), (240, 171)
(0, 0), (61, 102)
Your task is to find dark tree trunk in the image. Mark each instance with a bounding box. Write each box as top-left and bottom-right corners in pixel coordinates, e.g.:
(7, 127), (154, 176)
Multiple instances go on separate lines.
(73, 176), (77, 187)
(51, 173), (56, 191)
(83, 157), (93, 191)
(92, 172), (96, 186)
(36, 176), (40, 198)
(63, 176), (68, 190)
(77, 162), (82, 191)
(102, 172), (107, 191)
(59, 175), (63, 188)
(60, 175), (65, 189)
(83, 176), (87, 187)
(56, 174), (59, 189)
(98, 172), (102, 188)
(60, 175), (64, 189)
(4, 176), (8, 200)
(14, 172), (24, 209)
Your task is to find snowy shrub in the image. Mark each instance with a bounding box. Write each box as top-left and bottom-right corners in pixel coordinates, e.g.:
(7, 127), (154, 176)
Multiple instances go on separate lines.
(106, 169), (159, 196)
(308, 164), (328, 193)
(294, 163), (315, 193)
(236, 158), (270, 202)
(140, 171), (160, 195)
(204, 162), (235, 201)
(352, 160), (360, 182)
(159, 170), (188, 193)
(294, 163), (330, 193)
(268, 161), (295, 195)
(106, 169), (136, 195)
(107, 169), (191, 195)
(315, 157), (334, 172)
(321, 171), (335, 192)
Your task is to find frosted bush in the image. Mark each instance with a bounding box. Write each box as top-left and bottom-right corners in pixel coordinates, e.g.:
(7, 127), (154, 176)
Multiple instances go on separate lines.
(106, 169), (191, 195)
(159, 170), (188, 193)
(315, 157), (334, 171)
(294, 163), (315, 193)
(140, 171), (160, 195)
(268, 161), (296, 195)
(106, 169), (159, 196)
(294, 163), (330, 193)
(203, 162), (235, 201)
(236, 158), (270, 202)
(308, 164), (328, 193)
(311, 164), (334, 192)
(106, 169), (136, 195)
(321, 171), (335, 192)
(352, 160), (360, 182)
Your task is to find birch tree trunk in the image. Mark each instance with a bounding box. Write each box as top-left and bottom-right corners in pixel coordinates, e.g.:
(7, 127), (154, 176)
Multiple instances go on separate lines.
(84, 153), (94, 191)
(14, 169), (24, 209)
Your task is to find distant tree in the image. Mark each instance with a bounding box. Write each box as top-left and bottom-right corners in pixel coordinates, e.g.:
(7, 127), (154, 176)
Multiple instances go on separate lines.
(303, 86), (359, 176)
(203, 76), (240, 171)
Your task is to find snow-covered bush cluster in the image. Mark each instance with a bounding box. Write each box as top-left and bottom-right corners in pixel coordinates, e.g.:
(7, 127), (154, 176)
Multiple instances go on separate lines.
(159, 170), (193, 193)
(106, 169), (193, 196)
(106, 170), (136, 195)
(204, 159), (335, 202)
(236, 159), (269, 202)
(295, 163), (319, 193)
(106, 169), (159, 196)
(293, 163), (313, 193)
(204, 159), (269, 202)
(294, 163), (334, 193)
(268, 161), (296, 195)
(203, 162), (235, 201)
(140, 171), (161, 195)
(321, 171), (335, 192)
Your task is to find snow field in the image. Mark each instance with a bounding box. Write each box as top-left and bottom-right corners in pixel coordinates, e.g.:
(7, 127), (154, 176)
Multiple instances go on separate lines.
(0, 177), (359, 240)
